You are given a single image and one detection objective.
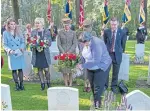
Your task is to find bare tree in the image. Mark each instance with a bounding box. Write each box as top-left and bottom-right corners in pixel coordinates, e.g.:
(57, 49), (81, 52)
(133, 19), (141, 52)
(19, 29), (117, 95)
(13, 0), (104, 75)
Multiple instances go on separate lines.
(11, 0), (20, 24)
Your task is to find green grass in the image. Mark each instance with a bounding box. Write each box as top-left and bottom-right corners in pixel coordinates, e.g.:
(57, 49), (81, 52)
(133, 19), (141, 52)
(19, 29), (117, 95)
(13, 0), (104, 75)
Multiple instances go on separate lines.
(1, 40), (150, 110)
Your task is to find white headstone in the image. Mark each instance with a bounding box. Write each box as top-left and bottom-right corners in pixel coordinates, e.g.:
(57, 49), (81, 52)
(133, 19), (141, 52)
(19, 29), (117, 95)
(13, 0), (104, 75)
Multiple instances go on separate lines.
(47, 87), (79, 110)
(49, 42), (63, 80)
(147, 55), (150, 85)
(1, 84), (12, 111)
(23, 51), (32, 80)
(49, 65), (63, 80)
(49, 41), (59, 65)
(135, 44), (145, 63)
(126, 90), (150, 110)
(118, 53), (130, 81)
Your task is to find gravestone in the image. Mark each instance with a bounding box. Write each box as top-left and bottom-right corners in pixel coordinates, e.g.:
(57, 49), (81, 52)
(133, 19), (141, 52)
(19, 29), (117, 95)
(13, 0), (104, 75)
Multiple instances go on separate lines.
(1, 84), (12, 111)
(23, 51), (33, 80)
(118, 53), (130, 81)
(135, 44), (145, 63)
(49, 42), (63, 80)
(126, 90), (150, 110)
(127, 36), (129, 40)
(147, 55), (150, 85)
(47, 87), (79, 110)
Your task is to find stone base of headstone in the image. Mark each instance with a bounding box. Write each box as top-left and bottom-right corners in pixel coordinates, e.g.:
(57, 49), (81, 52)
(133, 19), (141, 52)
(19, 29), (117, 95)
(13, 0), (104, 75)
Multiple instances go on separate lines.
(136, 75), (150, 88)
(1, 84), (12, 111)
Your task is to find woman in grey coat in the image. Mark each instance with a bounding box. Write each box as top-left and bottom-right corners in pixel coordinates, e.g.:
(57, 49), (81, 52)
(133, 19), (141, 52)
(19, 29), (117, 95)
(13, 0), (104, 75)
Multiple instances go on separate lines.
(57, 18), (77, 86)
(31, 18), (52, 90)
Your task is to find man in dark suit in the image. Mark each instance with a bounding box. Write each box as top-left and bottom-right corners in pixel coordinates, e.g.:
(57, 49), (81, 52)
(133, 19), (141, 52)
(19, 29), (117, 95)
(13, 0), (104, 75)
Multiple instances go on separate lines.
(103, 17), (126, 94)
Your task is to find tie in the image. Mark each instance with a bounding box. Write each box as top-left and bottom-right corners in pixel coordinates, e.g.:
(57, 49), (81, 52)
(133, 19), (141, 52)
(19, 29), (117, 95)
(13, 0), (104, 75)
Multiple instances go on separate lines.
(111, 30), (116, 52)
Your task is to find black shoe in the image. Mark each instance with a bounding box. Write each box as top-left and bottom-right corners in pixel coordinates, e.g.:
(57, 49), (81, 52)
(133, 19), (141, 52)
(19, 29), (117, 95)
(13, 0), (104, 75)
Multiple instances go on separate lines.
(111, 87), (119, 94)
(15, 82), (20, 91)
(47, 82), (51, 88)
(41, 83), (45, 91)
(20, 82), (25, 90)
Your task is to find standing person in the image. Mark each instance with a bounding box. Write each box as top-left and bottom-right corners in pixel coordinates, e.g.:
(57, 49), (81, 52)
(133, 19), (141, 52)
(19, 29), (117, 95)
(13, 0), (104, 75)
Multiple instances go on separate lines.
(1, 22), (6, 36)
(77, 32), (112, 109)
(3, 18), (25, 91)
(25, 24), (32, 50)
(31, 18), (52, 90)
(136, 22), (147, 44)
(48, 21), (57, 41)
(103, 17), (126, 93)
(57, 18), (77, 86)
(121, 23), (129, 52)
(83, 19), (97, 36)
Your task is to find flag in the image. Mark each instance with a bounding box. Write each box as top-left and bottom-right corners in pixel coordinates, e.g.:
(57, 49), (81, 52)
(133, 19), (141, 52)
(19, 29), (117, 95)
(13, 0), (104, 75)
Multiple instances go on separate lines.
(79, 0), (84, 28)
(122, 0), (131, 24)
(47, 0), (52, 23)
(65, 0), (72, 19)
(139, 0), (145, 24)
(102, 0), (109, 25)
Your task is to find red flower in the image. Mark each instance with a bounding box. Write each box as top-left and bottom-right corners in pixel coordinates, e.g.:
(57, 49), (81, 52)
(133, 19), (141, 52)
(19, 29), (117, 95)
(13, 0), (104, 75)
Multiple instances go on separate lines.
(27, 37), (31, 43)
(54, 56), (58, 60)
(60, 55), (65, 60)
(72, 55), (76, 60)
(32, 40), (36, 44)
(40, 41), (44, 46)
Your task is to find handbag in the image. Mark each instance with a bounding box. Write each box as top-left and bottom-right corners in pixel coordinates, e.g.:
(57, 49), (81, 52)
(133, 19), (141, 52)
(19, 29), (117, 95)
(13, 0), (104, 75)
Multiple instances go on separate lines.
(118, 80), (128, 94)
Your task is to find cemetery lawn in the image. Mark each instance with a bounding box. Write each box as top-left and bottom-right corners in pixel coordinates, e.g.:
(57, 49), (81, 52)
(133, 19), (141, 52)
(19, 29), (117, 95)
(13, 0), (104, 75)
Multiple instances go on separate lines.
(1, 40), (150, 110)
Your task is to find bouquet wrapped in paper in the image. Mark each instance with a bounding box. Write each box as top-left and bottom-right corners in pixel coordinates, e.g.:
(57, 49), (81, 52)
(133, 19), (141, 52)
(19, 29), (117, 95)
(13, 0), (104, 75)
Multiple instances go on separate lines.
(27, 35), (49, 52)
(54, 53), (80, 73)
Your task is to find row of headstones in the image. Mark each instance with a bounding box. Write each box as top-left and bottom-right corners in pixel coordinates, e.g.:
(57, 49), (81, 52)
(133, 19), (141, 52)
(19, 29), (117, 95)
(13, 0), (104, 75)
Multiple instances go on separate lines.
(22, 42), (130, 81)
(22, 42), (149, 82)
(1, 84), (150, 110)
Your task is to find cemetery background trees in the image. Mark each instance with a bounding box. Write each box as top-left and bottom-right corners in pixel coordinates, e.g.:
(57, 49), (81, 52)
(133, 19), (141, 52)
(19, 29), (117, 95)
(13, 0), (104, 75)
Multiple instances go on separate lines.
(1, 0), (150, 39)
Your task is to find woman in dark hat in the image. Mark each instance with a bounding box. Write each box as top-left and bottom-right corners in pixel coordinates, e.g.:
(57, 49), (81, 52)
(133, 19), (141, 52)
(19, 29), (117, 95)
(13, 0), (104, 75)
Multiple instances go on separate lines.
(57, 18), (77, 86)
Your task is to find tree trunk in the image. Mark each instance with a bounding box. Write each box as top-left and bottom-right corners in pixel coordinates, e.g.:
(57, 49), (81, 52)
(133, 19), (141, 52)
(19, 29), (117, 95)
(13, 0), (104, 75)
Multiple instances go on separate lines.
(11, 0), (20, 24)
(144, 0), (147, 26)
(75, 0), (80, 26)
(147, 55), (150, 85)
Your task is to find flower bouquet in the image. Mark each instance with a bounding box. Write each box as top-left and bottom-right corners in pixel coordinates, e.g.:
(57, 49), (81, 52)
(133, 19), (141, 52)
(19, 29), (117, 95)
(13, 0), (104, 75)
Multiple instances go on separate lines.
(27, 35), (49, 52)
(53, 53), (80, 74)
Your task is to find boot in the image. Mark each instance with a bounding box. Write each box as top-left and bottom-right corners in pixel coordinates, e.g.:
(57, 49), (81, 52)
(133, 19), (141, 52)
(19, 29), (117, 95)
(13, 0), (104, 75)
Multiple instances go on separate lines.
(41, 83), (45, 91)
(20, 82), (25, 90)
(47, 82), (51, 88)
(15, 82), (20, 91)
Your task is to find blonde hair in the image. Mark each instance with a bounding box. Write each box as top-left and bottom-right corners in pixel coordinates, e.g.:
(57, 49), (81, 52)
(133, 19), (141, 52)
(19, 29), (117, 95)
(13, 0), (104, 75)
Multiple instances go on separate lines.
(6, 18), (19, 36)
(34, 18), (45, 26)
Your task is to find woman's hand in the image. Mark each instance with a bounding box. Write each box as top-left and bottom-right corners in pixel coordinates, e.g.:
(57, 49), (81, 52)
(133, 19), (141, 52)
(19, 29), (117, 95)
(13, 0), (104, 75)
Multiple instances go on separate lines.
(20, 49), (24, 53)
(77, 64), (83, 70)
(9, 50), (15, 54)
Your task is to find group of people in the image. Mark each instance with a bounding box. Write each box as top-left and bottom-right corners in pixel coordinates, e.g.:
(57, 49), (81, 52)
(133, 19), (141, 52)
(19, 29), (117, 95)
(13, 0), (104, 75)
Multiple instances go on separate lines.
(1, 16), (147, 109)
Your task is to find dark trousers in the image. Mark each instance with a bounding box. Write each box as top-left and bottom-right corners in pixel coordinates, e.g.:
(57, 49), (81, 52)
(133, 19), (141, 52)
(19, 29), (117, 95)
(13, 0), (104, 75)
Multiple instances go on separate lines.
(87, 68), (109, 102)
(106, 52), (121, 88)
